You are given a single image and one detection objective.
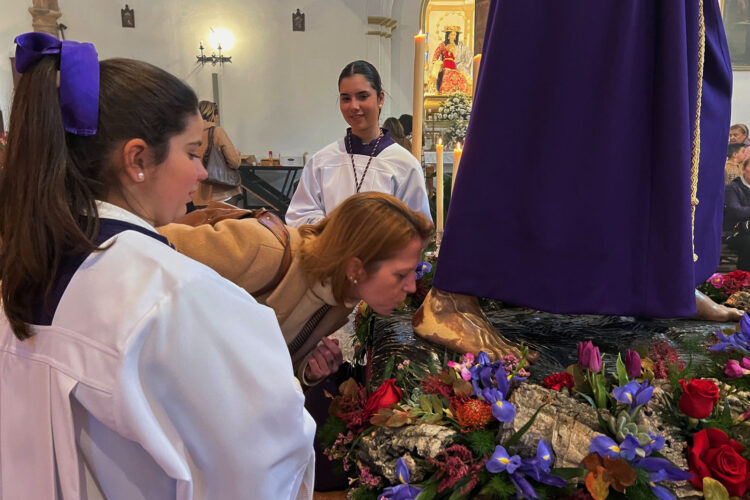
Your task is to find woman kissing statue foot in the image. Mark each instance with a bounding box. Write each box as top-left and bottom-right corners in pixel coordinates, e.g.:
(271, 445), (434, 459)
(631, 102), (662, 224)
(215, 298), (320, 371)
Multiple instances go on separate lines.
(412, 287), (538, 362)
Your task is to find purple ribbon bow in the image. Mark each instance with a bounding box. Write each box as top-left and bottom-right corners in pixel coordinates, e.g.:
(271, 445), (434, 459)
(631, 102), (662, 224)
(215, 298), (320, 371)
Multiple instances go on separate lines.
(14, 32), (99, 135)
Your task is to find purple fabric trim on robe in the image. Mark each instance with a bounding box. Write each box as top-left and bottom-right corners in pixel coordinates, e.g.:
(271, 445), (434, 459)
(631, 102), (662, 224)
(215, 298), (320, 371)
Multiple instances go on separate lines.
(345, 128), (395, 156)
(32, 219), (172, 325)
(433, 0), (732, 318)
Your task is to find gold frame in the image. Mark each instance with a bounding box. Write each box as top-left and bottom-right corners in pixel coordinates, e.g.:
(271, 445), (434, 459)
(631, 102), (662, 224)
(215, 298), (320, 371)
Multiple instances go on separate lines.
(720, 0), (750, 70)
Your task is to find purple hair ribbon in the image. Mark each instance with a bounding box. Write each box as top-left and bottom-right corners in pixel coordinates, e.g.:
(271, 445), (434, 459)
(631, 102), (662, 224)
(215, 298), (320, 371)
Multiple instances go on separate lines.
(14, 32), (99, 136)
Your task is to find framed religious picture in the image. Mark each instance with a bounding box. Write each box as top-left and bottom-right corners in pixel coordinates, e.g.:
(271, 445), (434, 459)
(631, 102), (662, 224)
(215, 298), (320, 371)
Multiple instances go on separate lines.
(721, 0), (750, 69)
(292, 9), (305, 32)
(121, 4), (135, 28)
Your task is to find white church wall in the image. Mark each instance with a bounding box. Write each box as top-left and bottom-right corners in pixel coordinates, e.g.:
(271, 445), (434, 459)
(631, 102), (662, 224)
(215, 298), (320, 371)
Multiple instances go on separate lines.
(732, 71), (750, 125)
(0, 0), (424, 158)
(0, 4), (32, 127)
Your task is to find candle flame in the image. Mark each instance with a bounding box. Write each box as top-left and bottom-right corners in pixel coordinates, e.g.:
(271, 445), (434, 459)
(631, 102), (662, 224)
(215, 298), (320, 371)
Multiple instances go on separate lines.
(456, 142), (462, 150)
(438, 138), (442, 145)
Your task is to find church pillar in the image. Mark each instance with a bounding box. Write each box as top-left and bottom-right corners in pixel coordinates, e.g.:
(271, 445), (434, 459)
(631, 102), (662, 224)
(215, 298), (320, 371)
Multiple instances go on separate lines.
(366, 0), (397, 120)
(29, 0), (62, 36)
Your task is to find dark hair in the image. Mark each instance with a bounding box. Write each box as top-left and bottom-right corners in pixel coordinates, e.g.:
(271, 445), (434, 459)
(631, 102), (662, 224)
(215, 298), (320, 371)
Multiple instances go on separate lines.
(728, 142), (746, 159)
(0, 57), (198, 340)
(198, 100), (217, 121)
(444, 31), (460, 44)
(338, 60), (383, 95)
(383, 117), (405, 139)
(398, 114), (413, 136)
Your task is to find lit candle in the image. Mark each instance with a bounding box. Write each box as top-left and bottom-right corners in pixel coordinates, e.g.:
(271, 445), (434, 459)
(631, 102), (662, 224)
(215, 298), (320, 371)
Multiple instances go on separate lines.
(412, 31), (426, 161)
(436, 138), (444, 240)
(472, 54), (482, 98)
(452, 142), (462, 192)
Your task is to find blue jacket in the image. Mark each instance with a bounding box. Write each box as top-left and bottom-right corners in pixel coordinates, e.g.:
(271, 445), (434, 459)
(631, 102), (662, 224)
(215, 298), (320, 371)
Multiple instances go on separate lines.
(724, 177), (750, 230)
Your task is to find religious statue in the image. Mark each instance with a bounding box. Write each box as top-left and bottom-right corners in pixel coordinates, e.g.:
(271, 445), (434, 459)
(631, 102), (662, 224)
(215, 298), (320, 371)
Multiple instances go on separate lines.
(429, 26), (472, 94)
(413, 0), (741, 361)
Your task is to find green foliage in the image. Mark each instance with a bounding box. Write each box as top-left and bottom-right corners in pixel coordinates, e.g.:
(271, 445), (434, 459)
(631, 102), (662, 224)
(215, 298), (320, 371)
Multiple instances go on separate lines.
(317, 415), (347, 450)
(351, 487), (379, 500)
(616, 353), (629, 386)
(352, 312), (375, 365)
(383, 355), (395, 381)
(461, 429), (497, 457)
(477, 474), (516, 499)
(698, 282), (727, 305)
(416, 479), (438, 500)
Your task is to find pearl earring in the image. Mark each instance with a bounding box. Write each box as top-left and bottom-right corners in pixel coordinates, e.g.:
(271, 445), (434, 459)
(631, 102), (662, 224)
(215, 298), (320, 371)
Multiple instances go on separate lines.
(137, 172), (145, 181)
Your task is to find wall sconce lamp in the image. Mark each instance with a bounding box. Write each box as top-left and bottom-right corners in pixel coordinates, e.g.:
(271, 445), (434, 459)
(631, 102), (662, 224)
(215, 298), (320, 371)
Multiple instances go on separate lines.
(197, 28), (234, 66)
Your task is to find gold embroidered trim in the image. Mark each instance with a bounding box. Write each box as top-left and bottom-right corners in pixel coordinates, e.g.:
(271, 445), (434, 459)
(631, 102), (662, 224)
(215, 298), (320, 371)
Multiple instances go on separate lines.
(690, 0), (706, 262)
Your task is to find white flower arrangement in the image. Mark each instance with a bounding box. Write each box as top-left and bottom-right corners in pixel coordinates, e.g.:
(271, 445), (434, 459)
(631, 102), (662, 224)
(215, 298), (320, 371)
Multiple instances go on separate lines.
(444, 121), (468, 148)
(433, 91), (472, 121)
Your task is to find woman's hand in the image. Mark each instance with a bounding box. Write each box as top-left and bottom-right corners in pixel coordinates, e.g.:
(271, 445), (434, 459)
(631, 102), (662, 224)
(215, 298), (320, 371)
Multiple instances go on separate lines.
(304, 337), (344, 383)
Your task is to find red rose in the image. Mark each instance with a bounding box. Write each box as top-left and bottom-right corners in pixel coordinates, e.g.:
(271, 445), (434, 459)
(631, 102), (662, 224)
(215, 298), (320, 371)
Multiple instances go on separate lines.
(543, 372), (574, 392)
(688, 428), (750, 497)
(679, 378), (719, 419)
(364, 378), (403, 416)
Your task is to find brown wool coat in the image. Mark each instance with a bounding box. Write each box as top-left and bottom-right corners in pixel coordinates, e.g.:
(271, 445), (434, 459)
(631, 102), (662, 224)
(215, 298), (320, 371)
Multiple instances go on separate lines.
(157, 219), (354, 383)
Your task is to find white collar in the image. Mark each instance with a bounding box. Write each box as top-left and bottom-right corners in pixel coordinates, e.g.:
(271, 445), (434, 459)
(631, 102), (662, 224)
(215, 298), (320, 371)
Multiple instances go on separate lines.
(95, 201), (158, 233)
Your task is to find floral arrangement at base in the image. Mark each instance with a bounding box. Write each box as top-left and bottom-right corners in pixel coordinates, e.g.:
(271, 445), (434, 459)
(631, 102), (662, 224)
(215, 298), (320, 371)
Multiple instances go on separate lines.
(322, 318), (750, 500)
(698, 271), (750, 308)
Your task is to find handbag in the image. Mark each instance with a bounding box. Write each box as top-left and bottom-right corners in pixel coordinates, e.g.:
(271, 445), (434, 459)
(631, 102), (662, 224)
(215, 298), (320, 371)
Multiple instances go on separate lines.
(203, 126), (241, 188)
(174, 201), (291, 296)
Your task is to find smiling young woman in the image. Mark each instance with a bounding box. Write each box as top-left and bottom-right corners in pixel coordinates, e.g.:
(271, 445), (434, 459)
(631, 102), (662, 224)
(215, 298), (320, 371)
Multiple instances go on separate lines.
(285, 60), (432, 227)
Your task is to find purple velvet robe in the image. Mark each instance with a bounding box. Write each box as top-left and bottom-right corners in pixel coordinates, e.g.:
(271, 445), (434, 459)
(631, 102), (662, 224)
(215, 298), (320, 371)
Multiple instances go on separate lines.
(433, 0), (732, 317)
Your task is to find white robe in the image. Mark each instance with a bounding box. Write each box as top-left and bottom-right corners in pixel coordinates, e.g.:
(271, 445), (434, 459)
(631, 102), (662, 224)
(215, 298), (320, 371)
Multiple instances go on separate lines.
(285, 140), (432, 227)
(0, 202), (315, 500)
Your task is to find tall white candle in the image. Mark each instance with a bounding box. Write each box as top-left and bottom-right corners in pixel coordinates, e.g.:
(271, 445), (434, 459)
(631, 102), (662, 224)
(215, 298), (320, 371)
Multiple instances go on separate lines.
(452, 142), (462, 193)
(412, 32), (426, 161)
(436, 138), (444, 240)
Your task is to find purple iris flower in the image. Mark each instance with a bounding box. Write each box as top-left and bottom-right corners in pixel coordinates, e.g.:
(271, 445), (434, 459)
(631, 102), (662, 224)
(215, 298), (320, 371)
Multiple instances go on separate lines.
(486, 445), (521, 474)
(482, 387), (516, 423)
(617, 434), (643, 461)
(578, 341), (602, 373)
(517, 440), (567, 489)
(641, 432), (665, 456)
(647, 470), (679, 500)
(633, 457), (692, 500)
(711, 313), (750, 354)
(414, 261), (432, 280)
(495, 364), (511, 395)
(612, 380), (654, 413)
(509, 472), (540, 499)
(378, 458), (422, 500)
(625, 349), (641, 378)
(590, 435), (625, 460)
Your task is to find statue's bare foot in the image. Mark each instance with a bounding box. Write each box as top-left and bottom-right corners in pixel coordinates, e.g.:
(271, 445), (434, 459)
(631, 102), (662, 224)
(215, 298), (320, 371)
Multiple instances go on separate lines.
(412, 287), (538, 363)
(693, 289), (744, 322)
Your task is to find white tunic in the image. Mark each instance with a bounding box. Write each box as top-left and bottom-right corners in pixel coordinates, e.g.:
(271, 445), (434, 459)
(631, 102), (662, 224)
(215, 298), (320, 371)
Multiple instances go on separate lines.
(0, 202), (315, 500)
(285, 140), (432, 227)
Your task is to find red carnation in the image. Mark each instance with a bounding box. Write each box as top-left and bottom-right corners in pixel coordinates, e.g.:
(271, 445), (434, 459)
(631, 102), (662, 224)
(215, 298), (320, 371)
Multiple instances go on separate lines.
(543, 372), (575, 392)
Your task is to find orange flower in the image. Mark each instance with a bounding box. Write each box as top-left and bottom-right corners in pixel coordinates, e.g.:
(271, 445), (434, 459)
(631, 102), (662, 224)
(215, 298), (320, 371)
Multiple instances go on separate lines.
(455, 398), (493, 432)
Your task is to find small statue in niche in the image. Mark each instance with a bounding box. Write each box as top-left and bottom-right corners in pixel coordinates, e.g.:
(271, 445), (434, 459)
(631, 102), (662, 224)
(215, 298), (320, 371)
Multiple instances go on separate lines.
(121, 4), (134, 28)
(292, 9), (304, 32)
